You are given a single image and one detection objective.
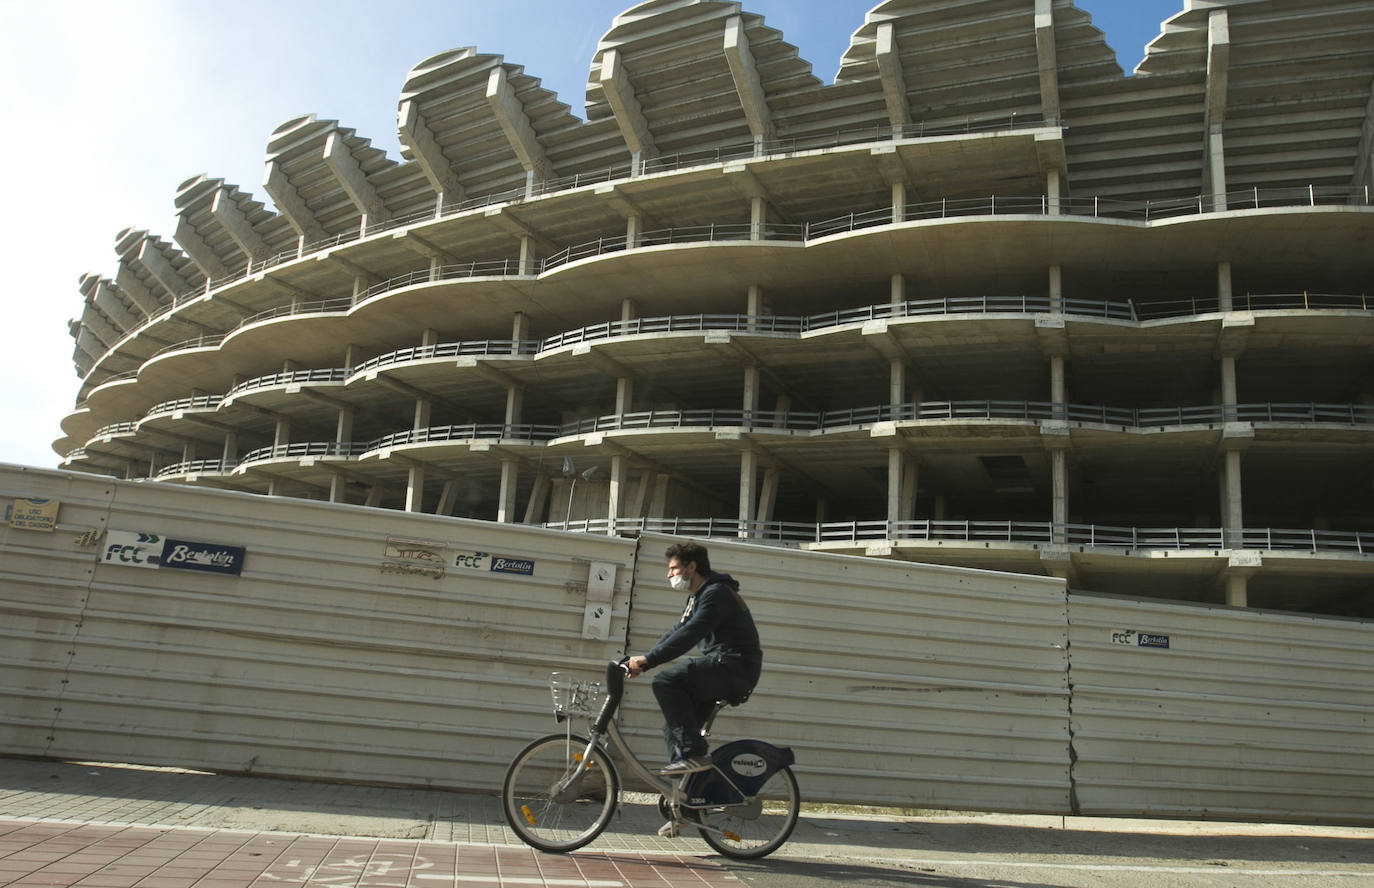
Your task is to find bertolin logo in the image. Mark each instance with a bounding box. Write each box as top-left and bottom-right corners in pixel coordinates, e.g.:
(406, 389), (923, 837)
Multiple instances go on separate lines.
(490, 556), (535, 576)
(730, 754), (767, 777)
(159, 538), (246, 576)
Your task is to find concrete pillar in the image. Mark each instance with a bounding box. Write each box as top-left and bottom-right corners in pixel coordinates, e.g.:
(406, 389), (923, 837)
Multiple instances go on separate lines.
(1048, 265), (1063, 313)
(181, 439), (196, 463)
(1222, 449), (1243, 544)
(523, 472), (551, 524)
(497, 459), (518, 523)
(518, 235), (535, 276)
(649, 474), (670, 519)
(1220, 355), (1238, 409)
(739, 450), (758, 537)
(221, 431), (238, 466)
(746, 284), (766, 322)
(365, 486), (384, 508)
(1047, 168), (1061, 215)
(628, 471), (652, 520)
(626, 214), (642, 249)
(757, 467), (778, 524)
(273, 417), (290, 453)
(615, 377), (634, 416)
(743, 365), (761, 424)
(890, 273), (905, 305)
(1050, 354), (1066, 418)
(1217, 261), (1233, 312)
(607, 453), (627, 535)
(889, 359), (905, 406)
(505, 386), (524, 426)
(428, 255), (441, 282)
(901, 457), (918, 521)
(621, 298), (638, 322)
(406, 466), (425, 513)
(337, 406), (354, 444)
(1225, 573), (1248, 607)
(887, 447), (903, 527)
(437, 481), (458, 515)
(1051, 448), (1068, 543)
(891, 181), (906, 224)
(329, 472), (348, 505)
(750, 196), (765, 240)
(413, 397), (431, 431)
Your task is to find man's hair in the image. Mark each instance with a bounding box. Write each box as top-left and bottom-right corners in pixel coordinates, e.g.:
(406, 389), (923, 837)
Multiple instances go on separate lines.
(665, 541), (711, 574)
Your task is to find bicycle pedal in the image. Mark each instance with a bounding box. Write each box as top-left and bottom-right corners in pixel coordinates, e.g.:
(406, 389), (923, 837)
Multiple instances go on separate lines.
(657, 819), (684, 837)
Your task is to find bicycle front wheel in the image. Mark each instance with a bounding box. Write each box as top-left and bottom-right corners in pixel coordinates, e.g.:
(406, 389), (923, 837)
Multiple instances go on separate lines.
(697, 765), (800, 859)
(502, 733), (619, 853)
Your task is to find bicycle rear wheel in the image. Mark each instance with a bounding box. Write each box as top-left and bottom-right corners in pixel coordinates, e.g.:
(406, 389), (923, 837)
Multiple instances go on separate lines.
(697, 765), (799, 859)
(502, 733), (619, 852)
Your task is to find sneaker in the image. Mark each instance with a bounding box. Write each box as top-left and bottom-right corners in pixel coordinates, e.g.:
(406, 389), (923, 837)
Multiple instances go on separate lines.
(657, 754), (713, 776)
(657, 819), (683, 837)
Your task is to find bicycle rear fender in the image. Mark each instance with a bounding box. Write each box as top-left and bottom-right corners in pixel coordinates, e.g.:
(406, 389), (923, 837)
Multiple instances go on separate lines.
(686, 739), (795, 804)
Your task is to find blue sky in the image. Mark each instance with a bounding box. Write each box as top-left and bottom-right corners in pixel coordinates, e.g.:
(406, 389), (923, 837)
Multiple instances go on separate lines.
(0, 0), (1181, 469)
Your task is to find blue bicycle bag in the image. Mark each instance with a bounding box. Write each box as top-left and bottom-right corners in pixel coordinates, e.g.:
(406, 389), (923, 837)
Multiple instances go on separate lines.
(685, 739), (795, 805)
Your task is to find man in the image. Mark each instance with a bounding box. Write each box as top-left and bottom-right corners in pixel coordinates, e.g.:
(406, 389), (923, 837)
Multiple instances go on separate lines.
(625, 541), (762, 778)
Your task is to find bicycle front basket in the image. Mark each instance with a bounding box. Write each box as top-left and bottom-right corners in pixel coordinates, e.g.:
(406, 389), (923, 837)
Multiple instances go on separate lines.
(549, 672), (605, 719)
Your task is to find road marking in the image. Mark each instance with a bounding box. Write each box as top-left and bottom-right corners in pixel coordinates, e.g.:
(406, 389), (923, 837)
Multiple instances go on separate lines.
(832, 855), (1374, 878)
(416, 878), (623, 886)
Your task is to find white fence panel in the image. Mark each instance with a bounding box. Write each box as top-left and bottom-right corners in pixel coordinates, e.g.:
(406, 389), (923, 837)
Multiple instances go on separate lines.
(1067, 593), (1374, 824)
(0, 464), (636, 788)
(620, 533), (1072, 813)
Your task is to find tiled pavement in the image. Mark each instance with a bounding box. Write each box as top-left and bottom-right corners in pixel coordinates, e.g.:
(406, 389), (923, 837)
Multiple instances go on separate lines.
(6, 756), (1374, 888)
(0, 759), (736, 888)
(0, 820), (739, 888)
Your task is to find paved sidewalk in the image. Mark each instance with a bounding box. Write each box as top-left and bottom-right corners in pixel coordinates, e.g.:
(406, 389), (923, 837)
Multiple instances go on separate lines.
(4, 756), (1374, 888)
(0, 758), (734, 888)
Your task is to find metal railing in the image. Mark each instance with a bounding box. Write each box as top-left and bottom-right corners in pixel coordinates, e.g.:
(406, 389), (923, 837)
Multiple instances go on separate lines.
(349, 340), (537, 376)
(226, 368), (348, 399)
(78, 175), (1371, 385)
(156, 459), (230, 478)
(92, 422), (137, 438)
(546, 517), (1371, 555)
(539, 313), (803, 351)
(235, 441), (371, 467)
(144, 395), (223, 417)
(365, 423), (561, 450)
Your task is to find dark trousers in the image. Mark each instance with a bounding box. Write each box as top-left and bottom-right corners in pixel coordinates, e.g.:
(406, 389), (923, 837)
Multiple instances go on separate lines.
(650, 655), (757, 760)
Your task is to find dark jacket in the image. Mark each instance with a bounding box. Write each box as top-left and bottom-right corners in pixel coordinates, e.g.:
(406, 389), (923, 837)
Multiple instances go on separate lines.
(643, 571), (762, 675)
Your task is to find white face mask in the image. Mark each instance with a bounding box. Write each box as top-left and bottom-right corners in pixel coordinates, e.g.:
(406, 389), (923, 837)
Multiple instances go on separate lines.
(669, 573), (690, 592)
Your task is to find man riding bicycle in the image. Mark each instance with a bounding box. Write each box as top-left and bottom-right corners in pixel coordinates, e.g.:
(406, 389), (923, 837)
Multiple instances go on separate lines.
(625, 541), (762, 779)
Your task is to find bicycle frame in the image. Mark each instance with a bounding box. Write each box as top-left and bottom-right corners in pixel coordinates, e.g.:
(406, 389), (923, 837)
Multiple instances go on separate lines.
(552, 661), (680, 803)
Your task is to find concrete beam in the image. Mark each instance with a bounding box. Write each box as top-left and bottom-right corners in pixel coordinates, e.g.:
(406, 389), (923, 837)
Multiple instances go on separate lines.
(486, 66), (552, 181)
(571, 343), (633, 380)
(393, 230), (463, 265)
(1349, 72), (1374, 190)
(593, 182), (659, 228)
(263, 159), (326, 243)
(483, 205), (558, 254)
(91, 279), (140, 333)
(398, 99), (463, 201)
(723, 16), (775, 143)
(1202, 9), (1230, 206)
(1034, 0), (1061, 125)
(212, 188), (271, 262)
(324, 131), (389, 223)
(136, 240), (194, 301)
(875, 22), (909, 129)
(600, 49), (656, 160)
(173, 216), (231, 281)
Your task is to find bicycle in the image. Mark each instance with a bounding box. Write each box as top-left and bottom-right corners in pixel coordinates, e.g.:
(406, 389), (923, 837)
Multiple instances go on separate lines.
(501, 659), (800, 859)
